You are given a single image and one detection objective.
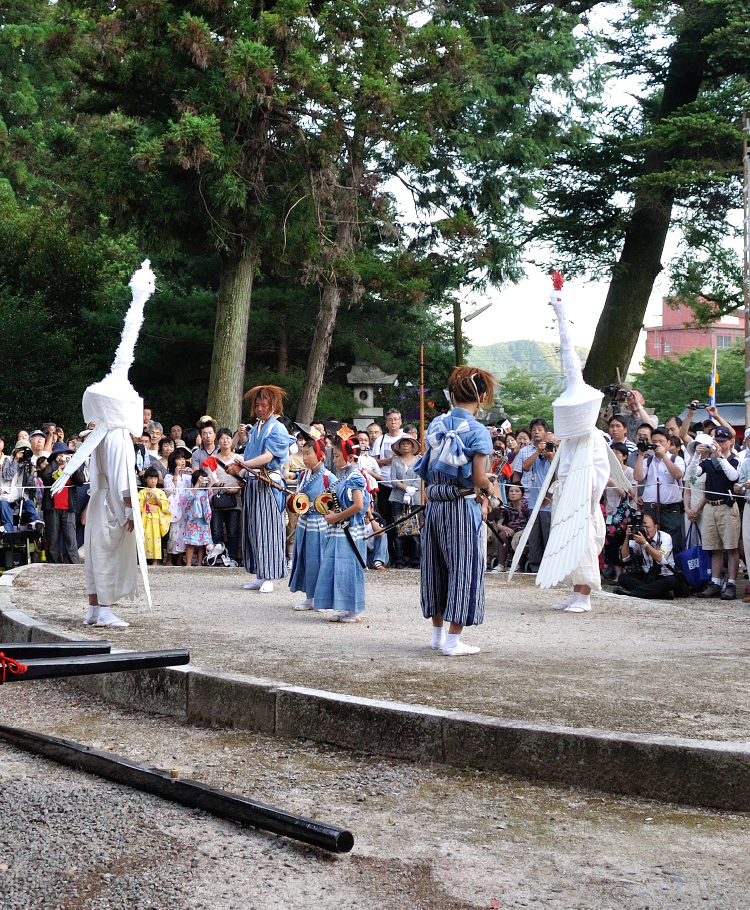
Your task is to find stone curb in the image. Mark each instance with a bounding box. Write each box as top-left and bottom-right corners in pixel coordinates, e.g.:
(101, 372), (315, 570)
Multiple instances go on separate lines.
(2, 598), (750, 811)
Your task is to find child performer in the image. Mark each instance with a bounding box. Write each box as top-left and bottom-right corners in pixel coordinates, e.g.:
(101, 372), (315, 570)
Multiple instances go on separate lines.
(314, 437), (369, 622)
(138, 467), (172, 565)
(288, 436), (336, 610)
(184, 468), (212, 567)
(164, 446), (192, 565)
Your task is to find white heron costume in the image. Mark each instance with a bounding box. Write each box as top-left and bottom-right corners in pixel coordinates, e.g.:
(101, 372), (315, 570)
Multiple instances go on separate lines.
(508, 273), (630, 611)
(52, 261), (156, 626)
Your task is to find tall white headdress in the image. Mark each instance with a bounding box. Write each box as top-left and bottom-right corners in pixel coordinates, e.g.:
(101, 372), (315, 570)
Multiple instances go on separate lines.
(548, 271), (603, 439)
(51, 260), (156, 607)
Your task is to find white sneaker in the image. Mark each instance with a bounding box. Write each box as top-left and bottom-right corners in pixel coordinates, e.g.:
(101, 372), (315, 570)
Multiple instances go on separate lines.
(259, 580), (274, 594)
(294, 600), (314, 611)
(94, 607), (130, 629)
(243, 580), (262, 590)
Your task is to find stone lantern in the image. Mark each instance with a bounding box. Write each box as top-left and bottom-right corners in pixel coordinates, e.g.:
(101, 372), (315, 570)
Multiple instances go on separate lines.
(346, 359), (398, 430)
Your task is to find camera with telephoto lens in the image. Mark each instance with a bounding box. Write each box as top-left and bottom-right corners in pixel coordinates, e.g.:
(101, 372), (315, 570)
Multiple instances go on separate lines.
(628, 510), (644, 536)
(17, 448), (32, 463)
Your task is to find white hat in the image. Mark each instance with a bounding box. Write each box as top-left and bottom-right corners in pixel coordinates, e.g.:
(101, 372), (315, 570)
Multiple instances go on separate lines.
(548, 275), (603, 439)
(686, 432), (715, 457)
(82, 261), (156, 435)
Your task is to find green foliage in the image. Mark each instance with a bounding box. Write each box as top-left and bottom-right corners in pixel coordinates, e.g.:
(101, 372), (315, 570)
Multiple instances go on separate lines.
(496, 368), (561, 430)
(634, 345), (745, 420)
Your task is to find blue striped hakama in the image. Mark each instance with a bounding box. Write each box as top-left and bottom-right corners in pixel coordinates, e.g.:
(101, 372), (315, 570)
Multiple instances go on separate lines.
(415, 409), (493, 627)
(314, 468), (369, 613)
(289, 466), (336, 599)
(243, 416), (291, 581)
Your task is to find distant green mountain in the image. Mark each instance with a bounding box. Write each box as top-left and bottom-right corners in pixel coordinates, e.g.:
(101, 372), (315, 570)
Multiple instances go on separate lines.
(468, 339), (588, 379)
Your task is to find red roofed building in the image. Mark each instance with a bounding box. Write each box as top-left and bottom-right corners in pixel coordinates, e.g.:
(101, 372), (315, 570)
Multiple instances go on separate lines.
(645, 299), (744, 360)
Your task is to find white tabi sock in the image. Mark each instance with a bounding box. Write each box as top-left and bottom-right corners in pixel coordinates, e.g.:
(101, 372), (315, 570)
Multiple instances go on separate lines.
(442, 633), (480, 656)
(564, 593), (592, 613)
(83, 605), (100, 626)
(431, 627), (446, 650)
(552, 593), (577, 611)
(259, 580), (274, 593)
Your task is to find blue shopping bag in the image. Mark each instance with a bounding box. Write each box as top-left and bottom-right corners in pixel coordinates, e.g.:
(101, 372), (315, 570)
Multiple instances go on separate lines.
(675, 523), (711, 589)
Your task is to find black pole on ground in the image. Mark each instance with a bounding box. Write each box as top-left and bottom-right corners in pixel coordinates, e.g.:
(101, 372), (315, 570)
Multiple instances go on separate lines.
(0, 641), (112, 660)
(0, 725), (355, 854)
(2, 649), (190, 682)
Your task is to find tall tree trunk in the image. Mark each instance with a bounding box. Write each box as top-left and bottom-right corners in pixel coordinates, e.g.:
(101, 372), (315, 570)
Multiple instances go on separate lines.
(296, 282), (343, 424)
(296, 157), (363, 424)
(583, 18), (712, 390)
(277, 326), (288, 376)
(206, 251), (255, 429)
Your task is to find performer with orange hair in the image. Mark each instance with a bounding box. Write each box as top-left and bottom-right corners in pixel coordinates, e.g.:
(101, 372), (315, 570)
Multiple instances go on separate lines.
(415, 366), (499, 656)
(239, 384), (291, 593)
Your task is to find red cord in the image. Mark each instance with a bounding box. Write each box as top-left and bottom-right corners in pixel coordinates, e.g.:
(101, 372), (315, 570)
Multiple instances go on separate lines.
(0, 652), (28, 684)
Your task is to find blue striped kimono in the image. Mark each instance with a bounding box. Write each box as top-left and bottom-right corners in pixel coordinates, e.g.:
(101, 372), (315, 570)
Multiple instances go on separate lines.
(415, 408), (493, 626)
(314, 467), (369, 613)
(288, 466), (336, 599)
(243, 416), (291, 580)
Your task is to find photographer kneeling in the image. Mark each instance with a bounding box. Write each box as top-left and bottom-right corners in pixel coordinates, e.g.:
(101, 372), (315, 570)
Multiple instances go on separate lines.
(614, 511), (677, 600)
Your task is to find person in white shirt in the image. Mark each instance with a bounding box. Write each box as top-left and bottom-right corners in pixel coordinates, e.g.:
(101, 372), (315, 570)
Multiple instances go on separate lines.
(615, 512), (677, 600)
(633, 426), (685, 554)
(371, 408), (406, 536)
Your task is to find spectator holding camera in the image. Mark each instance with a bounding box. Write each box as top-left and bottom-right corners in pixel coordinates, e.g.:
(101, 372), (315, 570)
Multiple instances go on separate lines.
(614, 511), (677, 600)
(686, 427), (740, 600)
(633, 426), (685, 555)
(605, 388), (656, 441)
(0, 440), (44, 534)
(511, 417), (549, 489)
(525, 430), (558, 572)
(39, 442), (86, 563)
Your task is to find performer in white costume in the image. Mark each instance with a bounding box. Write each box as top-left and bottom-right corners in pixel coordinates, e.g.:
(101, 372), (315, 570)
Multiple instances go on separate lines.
(52, 261), (156, 627)
(509, 272), (629, 613)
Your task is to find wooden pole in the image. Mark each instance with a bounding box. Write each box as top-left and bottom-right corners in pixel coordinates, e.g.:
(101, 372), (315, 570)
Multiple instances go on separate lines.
(453, 299), (463, 367)
(419, 342), (426, 453)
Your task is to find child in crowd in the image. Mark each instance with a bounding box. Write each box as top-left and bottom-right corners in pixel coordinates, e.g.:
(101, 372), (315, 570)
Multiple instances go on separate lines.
(138, 466), (172, 564)
(164, 447), (193, 565)
(288, 437), (336, 610)
(184, 468), (212, 567)
(314, 437), (369, 622)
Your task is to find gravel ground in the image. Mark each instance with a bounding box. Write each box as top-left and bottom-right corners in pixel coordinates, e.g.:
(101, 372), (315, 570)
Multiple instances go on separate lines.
(1, 681), (749, 910)
(9, 565), (750, 741)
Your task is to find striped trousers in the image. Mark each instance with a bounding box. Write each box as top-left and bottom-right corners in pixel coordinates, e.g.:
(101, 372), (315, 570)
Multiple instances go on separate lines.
(420, 485), (485, 627)
(243, 479), (286, 580)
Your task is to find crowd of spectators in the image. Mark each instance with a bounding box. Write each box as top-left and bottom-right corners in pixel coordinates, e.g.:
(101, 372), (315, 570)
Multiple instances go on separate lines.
(2, 388), (749, 604)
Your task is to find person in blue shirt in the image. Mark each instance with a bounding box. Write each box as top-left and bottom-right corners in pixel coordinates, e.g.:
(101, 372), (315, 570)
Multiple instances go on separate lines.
(416, 366), (499, 656)
(238, 385), (291, 594)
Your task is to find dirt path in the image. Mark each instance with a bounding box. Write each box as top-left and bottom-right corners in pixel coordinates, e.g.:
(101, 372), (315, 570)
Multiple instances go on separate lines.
(10, 564), (750, 741)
